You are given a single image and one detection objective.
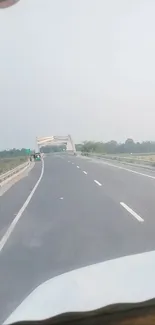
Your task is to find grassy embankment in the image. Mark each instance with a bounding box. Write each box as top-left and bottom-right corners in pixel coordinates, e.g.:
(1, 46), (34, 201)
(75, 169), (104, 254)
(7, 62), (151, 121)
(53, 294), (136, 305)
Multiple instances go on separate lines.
(81, 152), (155, 166)
(0, 157), (28, 175)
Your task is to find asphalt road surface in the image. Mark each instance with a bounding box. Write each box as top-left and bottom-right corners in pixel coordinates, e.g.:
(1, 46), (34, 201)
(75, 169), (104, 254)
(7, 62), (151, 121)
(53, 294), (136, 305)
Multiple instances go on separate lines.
(1, 154), (155, 322)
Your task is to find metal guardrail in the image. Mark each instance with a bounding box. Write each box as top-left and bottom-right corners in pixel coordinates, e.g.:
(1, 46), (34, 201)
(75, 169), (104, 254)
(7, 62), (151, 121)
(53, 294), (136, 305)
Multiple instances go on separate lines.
(0, 161), (30, 184)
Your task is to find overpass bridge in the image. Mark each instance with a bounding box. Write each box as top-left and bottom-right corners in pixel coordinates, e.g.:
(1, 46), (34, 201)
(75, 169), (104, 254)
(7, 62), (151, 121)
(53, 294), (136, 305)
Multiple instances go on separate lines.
(36, 135), (76, 153)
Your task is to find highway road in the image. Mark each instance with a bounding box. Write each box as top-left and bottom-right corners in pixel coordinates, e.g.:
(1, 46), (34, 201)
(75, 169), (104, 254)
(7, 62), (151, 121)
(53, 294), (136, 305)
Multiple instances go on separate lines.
(1, 153), (155, 322)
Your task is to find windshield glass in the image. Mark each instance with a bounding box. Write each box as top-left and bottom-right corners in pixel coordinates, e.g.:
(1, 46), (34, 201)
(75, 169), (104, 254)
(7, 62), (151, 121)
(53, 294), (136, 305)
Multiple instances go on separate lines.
(1, 0), (155, 324)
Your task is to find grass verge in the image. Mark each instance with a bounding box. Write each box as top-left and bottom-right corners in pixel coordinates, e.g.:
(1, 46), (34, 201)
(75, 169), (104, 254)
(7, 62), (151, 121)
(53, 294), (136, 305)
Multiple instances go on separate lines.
(0, 157), (28, 175)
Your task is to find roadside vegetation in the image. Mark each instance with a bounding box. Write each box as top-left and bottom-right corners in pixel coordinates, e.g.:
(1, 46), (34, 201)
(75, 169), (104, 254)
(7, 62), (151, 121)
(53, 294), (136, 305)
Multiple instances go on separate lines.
(76, 139), (155, 167)
(0, 149), (29, 175)
(40, 144), (66, 153)
(76, 139), (155, 155)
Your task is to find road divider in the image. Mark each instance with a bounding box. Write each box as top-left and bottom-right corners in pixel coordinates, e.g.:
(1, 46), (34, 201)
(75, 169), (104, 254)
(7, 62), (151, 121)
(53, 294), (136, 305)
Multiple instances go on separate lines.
(120, 202), (144, 222)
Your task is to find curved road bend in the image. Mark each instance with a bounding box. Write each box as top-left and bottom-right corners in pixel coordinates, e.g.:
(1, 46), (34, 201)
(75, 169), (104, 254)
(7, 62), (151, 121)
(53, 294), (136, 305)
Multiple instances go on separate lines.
(1, 154), (155, 322)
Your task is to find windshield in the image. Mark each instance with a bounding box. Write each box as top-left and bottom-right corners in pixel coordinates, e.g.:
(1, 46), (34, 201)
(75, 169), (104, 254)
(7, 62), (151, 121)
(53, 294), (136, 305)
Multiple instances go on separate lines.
(1, 0), (155, 324)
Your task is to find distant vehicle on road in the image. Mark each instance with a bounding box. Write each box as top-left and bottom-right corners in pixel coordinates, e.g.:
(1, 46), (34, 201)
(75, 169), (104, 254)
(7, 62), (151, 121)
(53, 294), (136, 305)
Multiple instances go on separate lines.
(34, 153), (41, 161)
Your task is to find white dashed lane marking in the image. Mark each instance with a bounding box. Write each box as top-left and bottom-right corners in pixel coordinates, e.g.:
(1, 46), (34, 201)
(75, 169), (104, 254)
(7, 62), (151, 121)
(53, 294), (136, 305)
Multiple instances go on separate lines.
(94, 180), (102, 186)
(120, 202), (144, 222)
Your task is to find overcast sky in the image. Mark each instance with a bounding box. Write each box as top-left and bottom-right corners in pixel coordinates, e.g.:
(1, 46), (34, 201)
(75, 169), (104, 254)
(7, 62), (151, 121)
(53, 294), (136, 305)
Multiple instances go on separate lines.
(0, 0), (155, 148)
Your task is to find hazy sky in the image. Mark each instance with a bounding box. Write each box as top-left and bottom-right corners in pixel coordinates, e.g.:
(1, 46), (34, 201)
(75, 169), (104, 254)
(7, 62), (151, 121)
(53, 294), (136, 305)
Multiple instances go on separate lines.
(0, 0), (155, 148)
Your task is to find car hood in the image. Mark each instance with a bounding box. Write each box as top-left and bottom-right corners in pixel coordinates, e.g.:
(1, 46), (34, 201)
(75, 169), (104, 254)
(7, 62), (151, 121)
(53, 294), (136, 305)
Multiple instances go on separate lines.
(4, 250), (155, 324)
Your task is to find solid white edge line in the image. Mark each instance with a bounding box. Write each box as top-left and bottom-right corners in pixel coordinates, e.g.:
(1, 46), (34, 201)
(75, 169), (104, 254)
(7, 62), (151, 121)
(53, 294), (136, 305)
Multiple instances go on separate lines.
(77, 166), (80, 169)
(83, 171), (87, 175)
(99, 160), (155, 180)
(0, 159), (45, 253)
(120, 202), (144, 222)
(94, 180), (102, 186)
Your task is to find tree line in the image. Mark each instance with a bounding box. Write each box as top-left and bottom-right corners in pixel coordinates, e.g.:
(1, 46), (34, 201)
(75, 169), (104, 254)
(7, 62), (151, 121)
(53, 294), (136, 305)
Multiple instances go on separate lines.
(40, 145), (66, 153)
(0, 148), (30, 158)
(75, 139), (155, 154)
(0, 145), (66, 158)
(1, 139), (155, 157)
